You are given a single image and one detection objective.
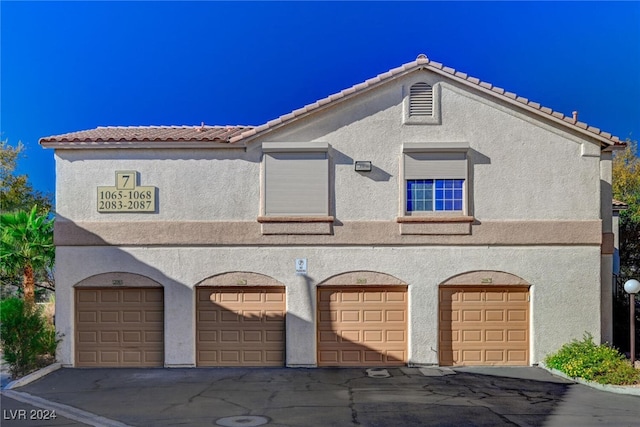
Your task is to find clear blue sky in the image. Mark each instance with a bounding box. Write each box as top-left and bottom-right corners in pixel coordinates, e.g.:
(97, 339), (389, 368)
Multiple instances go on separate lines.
(2, 1), (639, 200)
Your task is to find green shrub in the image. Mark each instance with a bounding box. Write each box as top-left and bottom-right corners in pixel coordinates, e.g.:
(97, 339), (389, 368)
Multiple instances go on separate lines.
(545, 333), (640, 385)
(0, 297), (62, 378)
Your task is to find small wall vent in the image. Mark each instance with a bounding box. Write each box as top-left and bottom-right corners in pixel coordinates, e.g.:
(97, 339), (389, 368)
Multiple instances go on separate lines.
(409, 82), (434, 117)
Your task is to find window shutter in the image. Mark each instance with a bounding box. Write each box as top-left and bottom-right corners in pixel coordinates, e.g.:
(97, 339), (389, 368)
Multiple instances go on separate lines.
(264, 152), (328, 216)
(404, 152), (467, 180)
(409, 83), (433, 117)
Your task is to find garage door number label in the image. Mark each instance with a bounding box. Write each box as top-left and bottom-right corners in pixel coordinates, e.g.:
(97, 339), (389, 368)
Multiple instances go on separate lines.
(98, 171), (157, 213)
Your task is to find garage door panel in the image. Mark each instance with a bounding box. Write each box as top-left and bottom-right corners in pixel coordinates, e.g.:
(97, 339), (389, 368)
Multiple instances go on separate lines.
(386, 330), (405, 342)
(364, 292), (383, 302)
(123, 351), (142, 363)
(196, 287), (286, 367)
(123, 291), (142, 303)
(507, 350), (528, 362)
(364, 351), (383, 362)
(100, 352), (119, 363)
(387, 350), (405, 362)
(485, 330), (505, 342)
(461, 310), (482, 322)
(145, 331), (163, 343)
(265, 293), (285, 303)
(317, 286), (407, 367)
(122, 331), (142, 343)
(386, 310), (405, 322)
(99, 290), (120, 303)
(319, 351), (338, 363)
(485, 350), (505, 362)
(508, 330), (527, 341)
(363, 331), (382, 342)
(265, 351), (284, 362)
(76, 288), (164, 367)
(100, 312), (119, 322)
(100, 331), (120, 343)
(508, 310), (527, 322)
(265, 330), (284, 342)
(319, 331), (337, 342)
(78, 291), (98, 303)
(341, 330), (361, 342)
(220, 330), (240, 343)
(243, 330), (261, 342)
(122, 312), (141, 322)
(439, 286), (529, 366)
(78, 312), (98, 323)
(364, 310), (383, 322)
(78, 352), (98, 363)
(485, 310), (504, 322)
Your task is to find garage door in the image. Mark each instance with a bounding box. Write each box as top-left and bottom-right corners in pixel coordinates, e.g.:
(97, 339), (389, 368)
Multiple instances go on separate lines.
(76, 288), (164, 367)
(317, 286), (407, 367)
(196, 287), (285, 366)
(439, 286), (529, 366)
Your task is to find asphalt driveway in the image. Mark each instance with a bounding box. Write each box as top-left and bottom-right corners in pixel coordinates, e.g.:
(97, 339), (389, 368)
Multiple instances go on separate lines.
(2, 366), (640, 426)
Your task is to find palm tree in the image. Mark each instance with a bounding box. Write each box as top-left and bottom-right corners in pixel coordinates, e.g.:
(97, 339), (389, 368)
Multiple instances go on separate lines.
(0, 205), (54, 305)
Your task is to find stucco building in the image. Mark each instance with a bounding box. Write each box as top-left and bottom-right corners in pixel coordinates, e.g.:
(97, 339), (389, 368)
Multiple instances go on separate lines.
(41, 55), (624, 368)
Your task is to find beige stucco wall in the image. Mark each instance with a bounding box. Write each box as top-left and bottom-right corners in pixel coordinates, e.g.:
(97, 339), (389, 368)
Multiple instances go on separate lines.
(52, 68), (609, 368)
(55, 72), (603, 223)
(55, 245), (601, 367)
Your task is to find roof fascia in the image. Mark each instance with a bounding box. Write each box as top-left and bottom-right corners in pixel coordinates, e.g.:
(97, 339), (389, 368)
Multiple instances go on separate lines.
(39, 140), (247, 150)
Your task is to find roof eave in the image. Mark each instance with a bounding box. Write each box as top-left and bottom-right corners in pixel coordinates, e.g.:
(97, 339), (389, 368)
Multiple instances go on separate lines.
(39, 140), (247, 150)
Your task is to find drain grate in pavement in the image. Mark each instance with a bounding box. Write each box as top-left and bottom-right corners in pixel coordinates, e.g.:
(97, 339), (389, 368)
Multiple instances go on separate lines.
(215, 415), (270, 426)
(366, 368), (391, 378)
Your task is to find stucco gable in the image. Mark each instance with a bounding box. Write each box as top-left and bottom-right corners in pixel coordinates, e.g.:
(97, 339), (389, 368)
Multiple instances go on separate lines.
(230, 54), (623, 150)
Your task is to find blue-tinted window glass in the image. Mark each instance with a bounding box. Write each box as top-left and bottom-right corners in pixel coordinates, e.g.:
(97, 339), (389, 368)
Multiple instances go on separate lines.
(434, 179), (464, 211)
(407, 180), (434, 211)
(407, 179), (463, 212)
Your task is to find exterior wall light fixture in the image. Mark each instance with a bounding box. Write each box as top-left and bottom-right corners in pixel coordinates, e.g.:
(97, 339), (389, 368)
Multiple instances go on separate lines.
(354, 161), (372, 172)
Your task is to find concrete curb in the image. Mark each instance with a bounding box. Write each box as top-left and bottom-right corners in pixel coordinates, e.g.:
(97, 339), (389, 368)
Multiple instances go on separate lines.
(3, 362), (62, 390)
(1, 389), (133, 427)
(539, 363), (640, 396)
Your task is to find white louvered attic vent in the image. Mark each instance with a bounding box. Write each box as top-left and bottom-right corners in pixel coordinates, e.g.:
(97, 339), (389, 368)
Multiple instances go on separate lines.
(409, 83), (434, 117)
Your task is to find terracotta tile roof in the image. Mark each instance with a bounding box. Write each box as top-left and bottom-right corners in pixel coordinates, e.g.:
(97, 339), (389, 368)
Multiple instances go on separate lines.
(613, 199), (629, 210)
(40, 125), (253, 146)
(40, 55), (624, 149)
(229, 54), (624, 148)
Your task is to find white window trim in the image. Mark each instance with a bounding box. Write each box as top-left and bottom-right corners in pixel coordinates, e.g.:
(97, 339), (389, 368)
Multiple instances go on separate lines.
(399, 143), (470, 218)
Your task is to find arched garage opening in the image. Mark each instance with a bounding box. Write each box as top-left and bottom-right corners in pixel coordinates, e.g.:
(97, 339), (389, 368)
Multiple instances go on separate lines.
(316, 271), (408, 367)
(439, 271), (530, 366)
(195, 272), (286, 367)
(74, 272), (164, 367)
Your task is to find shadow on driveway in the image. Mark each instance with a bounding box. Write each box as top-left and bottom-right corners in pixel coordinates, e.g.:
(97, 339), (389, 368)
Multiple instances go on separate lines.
(4, 366), (640, 426)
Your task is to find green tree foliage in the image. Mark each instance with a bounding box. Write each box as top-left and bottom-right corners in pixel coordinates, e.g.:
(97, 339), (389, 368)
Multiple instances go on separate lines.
(613, 139), (640, 278)
(1, 140), (54, 298)
(1, 206), (54, 304)
(1, 139), (52, 214)
(612, 139), (640, 355)
(0, 297), (61, 378)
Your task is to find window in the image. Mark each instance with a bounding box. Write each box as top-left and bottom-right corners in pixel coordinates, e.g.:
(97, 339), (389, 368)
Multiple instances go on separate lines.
(402, 143), (469, 216)
(262, 142), (329, 217)
(407, 179), (464, 212)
